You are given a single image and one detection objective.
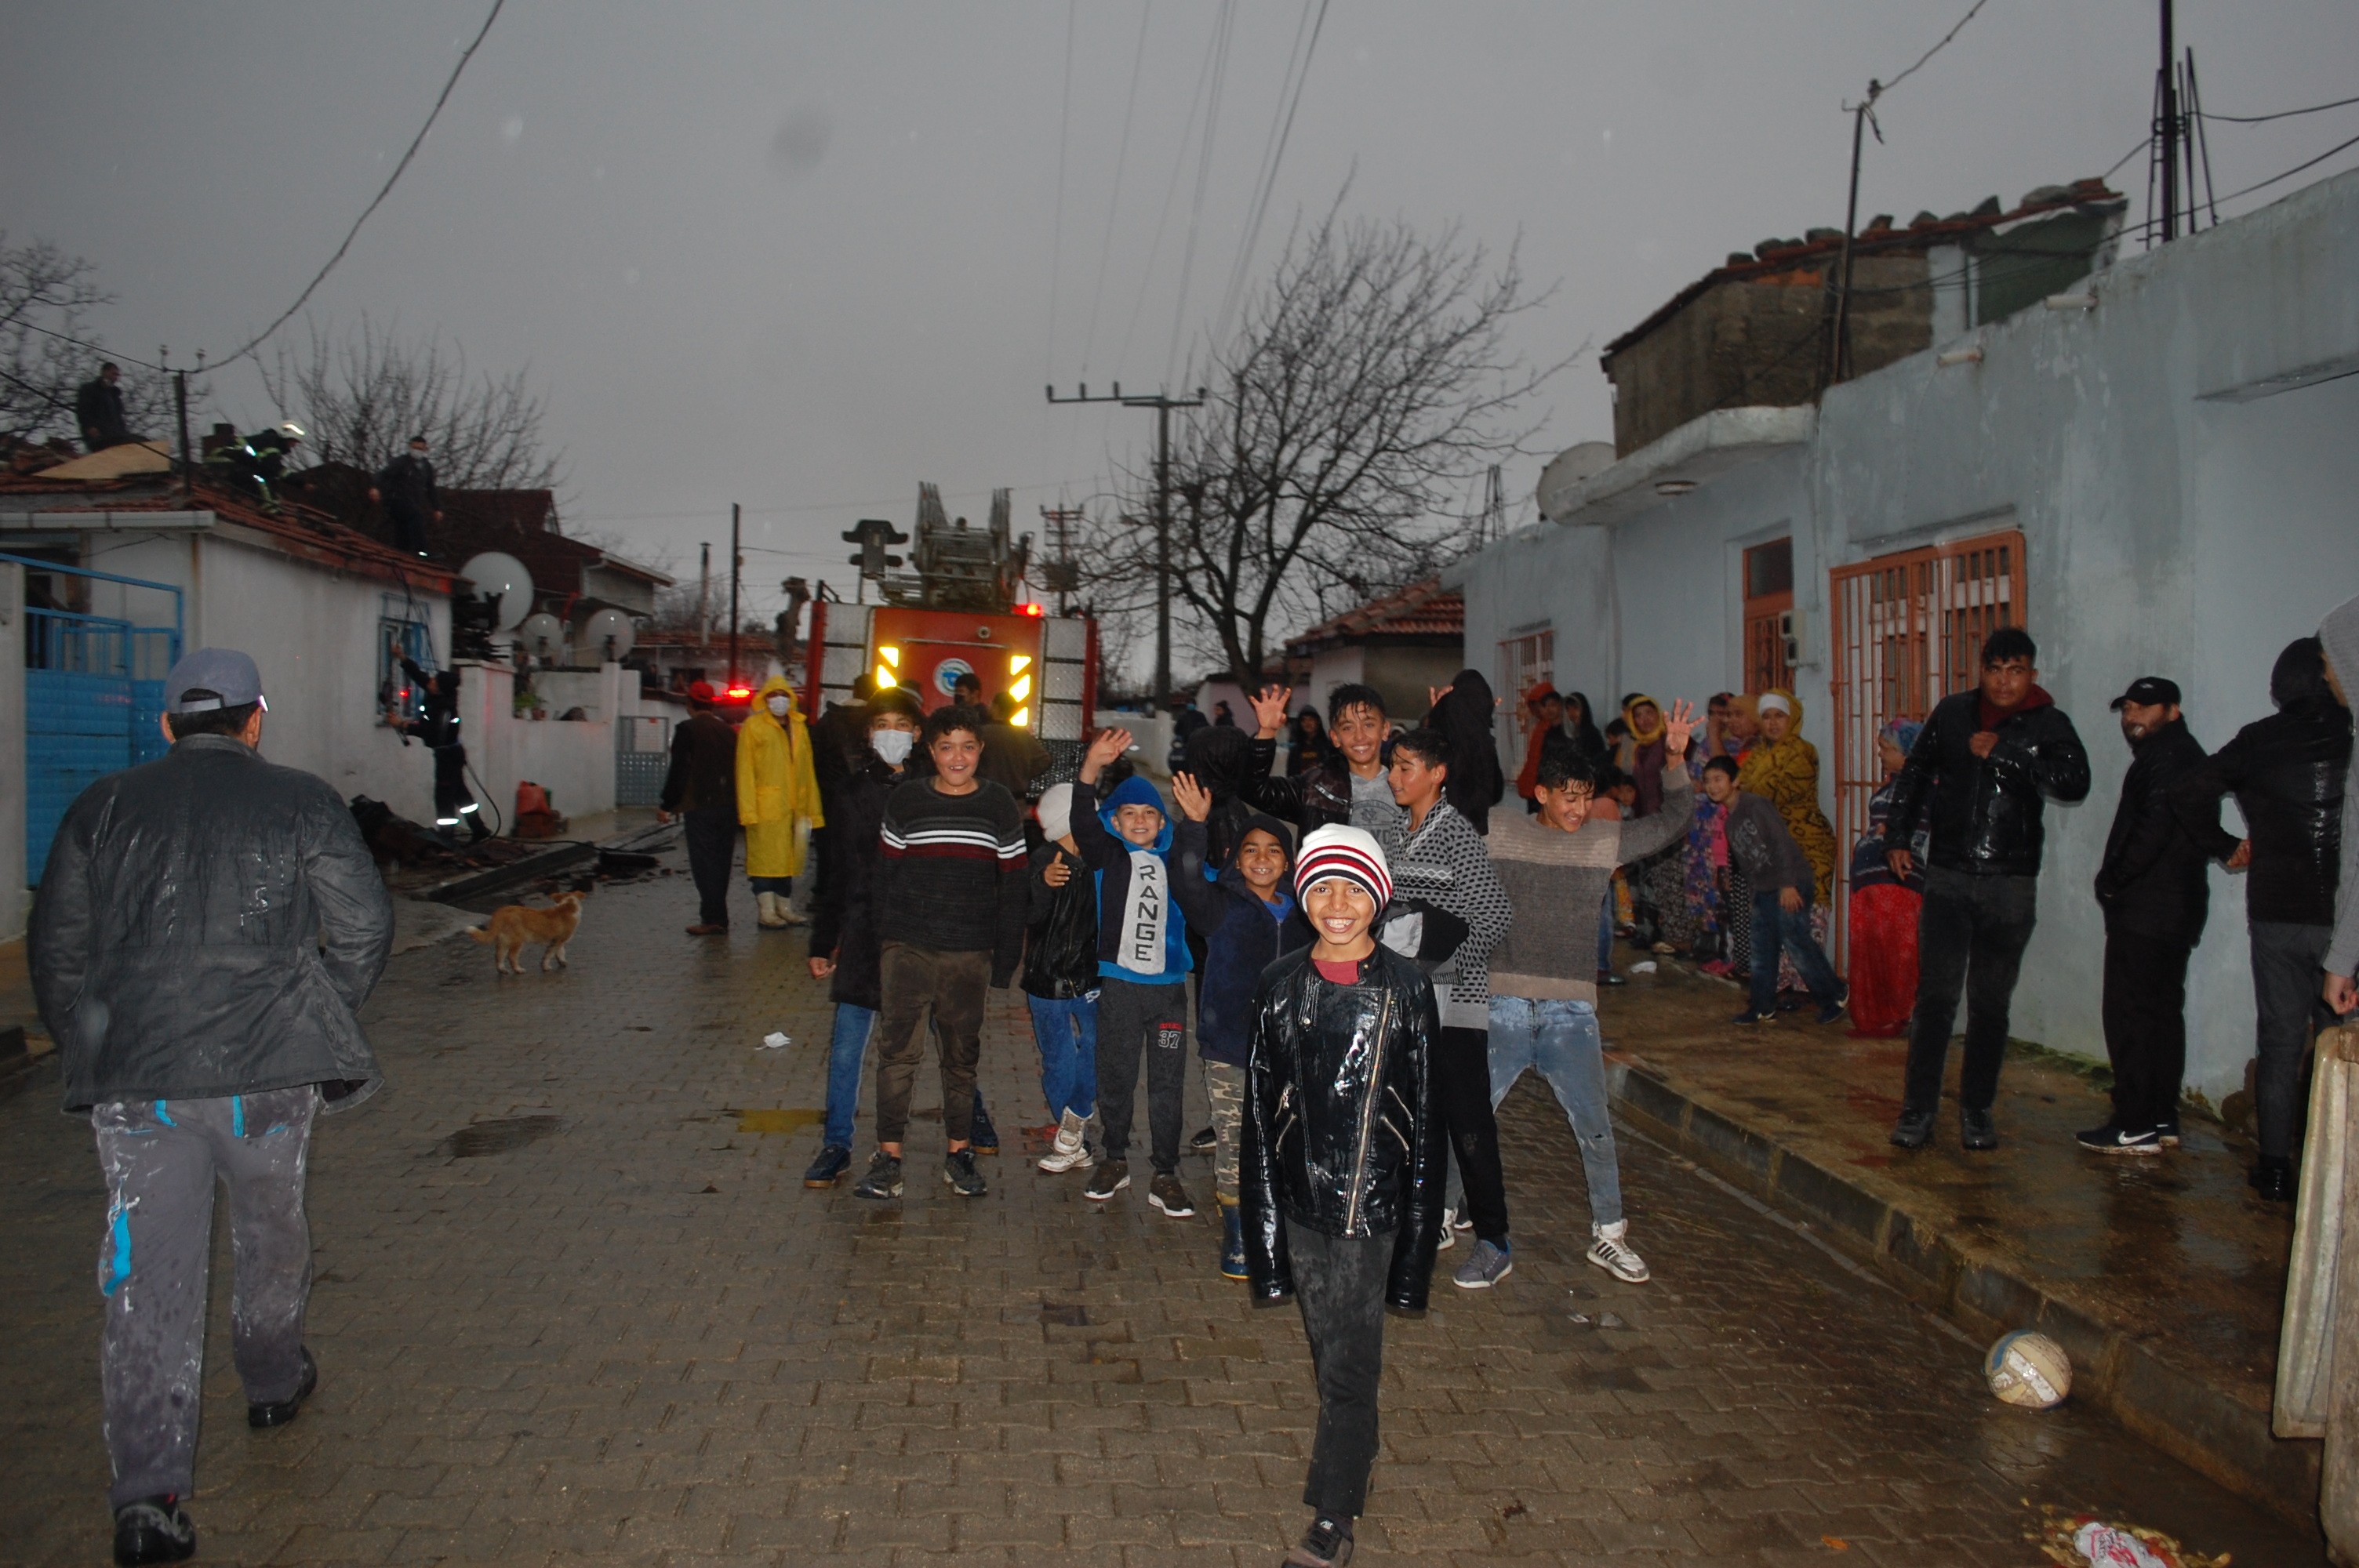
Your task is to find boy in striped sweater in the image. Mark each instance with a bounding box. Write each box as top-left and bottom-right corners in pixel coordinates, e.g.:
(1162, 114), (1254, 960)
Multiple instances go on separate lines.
(853, 706), (1030, 1202)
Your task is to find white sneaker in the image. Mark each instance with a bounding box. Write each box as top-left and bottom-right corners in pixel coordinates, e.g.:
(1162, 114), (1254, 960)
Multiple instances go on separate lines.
(1435, 1222), (1456, 1251)
(1586, 1220), (1651, 1283)
(1036, 1109), (1096, 1174)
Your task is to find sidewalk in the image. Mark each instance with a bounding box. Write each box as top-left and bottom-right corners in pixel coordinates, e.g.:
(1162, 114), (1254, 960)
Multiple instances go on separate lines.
(1594, 945), (2321, 1528)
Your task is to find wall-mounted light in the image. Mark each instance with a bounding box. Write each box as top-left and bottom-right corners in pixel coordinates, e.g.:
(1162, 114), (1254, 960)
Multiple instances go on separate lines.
(1653, 478), (1698, 497)
(1936, 347), (1984, 368)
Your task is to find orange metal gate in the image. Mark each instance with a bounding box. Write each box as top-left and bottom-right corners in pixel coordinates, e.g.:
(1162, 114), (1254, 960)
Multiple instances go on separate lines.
(1827, 529), (2026, 963)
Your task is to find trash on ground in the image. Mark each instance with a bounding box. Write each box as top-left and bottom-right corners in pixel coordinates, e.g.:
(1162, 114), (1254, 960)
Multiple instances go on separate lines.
(1630, 960), (1658, 973)
(2029, 1504), (2229, 1568)
(759, 1031), (791, 1050)
(1986, 1329), (2072, 1408)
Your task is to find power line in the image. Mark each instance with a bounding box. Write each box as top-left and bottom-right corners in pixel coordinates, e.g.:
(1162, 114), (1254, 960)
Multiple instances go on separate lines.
(2201, 91), (2359, 125)
(1166, 0), (1237, 387)
(1878, 0), (1990, 97)
(2126, 125), (2359, 229)
(1115, 5), (1228, 376)
(1043, 0), (1078, 388)
(5, 317), (166, 373)
(1079, 1), (1154, 377)
(1212, 0), (1324, 347)
(206, 0), (506, 368)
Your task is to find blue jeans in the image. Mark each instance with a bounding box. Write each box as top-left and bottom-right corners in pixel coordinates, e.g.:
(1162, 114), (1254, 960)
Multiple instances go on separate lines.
(823, 1004), (875, 1149)
(1749, 892), (1845, 1014)
(1027, 993), (1099, 1122)
(1486, 996), (1622, 1227)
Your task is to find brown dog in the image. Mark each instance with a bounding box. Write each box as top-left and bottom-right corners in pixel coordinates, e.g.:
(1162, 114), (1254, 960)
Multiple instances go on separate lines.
(467, 890), (587, 975)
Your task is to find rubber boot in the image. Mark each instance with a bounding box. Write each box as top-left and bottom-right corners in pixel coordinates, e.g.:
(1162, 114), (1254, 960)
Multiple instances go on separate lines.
(1219, 1198), (1248, 1281)
(756, 891), (788, 929)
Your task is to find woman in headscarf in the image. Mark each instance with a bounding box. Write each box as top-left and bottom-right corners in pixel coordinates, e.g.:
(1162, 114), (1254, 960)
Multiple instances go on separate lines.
(1846, 717), (1927, 1036)
(1555, 691), (1608, 766)
(1286, 706), (1332, 779)
(1737, 688), (1839, 996)
(1514, 685), (1561, 811)
(1617, 694), (1685, 949)
(1424, 668), (1505, 833)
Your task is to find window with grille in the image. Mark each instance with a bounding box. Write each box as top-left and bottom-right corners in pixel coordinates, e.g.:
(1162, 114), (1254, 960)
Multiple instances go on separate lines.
(1743, 538), (1794, 695)
(1499, 626), (1555, 768)
(1827, 529), (2026, 960)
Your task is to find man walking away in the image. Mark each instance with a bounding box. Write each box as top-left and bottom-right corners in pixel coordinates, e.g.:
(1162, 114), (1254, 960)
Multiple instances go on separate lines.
(856, 706), (1028, 1200)
(31, 648), (394, 1567)
(1485, 702), (1698, 1286)
(391, 652), (486, 843)
(1703, 757), (1848, 1026)
(2082, 677), (2212, 1155)
(368, 435), (441, 558)
(2173, 637), (2350, 1197)
(658, 681), (740, 935)
(1884, 629), (2091, 1151)
(1380, 729), (1516, 1290)
(1070, 728), (1198, 1218)
(1241, 826), (1443, 1567)
(77, 362), (136, 452)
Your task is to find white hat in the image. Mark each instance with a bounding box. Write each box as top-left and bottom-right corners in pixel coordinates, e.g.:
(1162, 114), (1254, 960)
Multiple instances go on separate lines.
(1294, 823), (1392, 906)
(1036, 782), (1075, 842)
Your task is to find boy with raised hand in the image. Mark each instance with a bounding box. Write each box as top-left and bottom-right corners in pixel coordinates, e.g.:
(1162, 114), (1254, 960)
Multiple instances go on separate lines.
(1071, 727), (1197, 1218)
(1241, 825), (1444, 1568)
(1245, 681), (1405, 853)
(1382, 728), (1518, 1290)
(1485, 699), (1697, 1287)
(1701, 756), (1849, 1027)
(1169, 771), (1296, 1280)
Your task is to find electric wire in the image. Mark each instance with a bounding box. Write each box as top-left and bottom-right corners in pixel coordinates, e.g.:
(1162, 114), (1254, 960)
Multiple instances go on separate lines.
(1114, 5), (1228, 377)
(1079, 1), (1155, 378)
(8, 318), (167, 372)
(1165, 0), (1237, 388)
(205, 0), (507, 369)
(2200, 91), (2359, 125)
(1877, 0), (1990, 98)
(1043, 0), (1078, 388)
(2125, 125), (2359, 236)
(1211, 0), (1319, 347)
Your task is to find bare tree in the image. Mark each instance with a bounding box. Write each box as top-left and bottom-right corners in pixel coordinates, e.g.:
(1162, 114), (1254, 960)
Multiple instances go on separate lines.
(1079, 205), (1572, 681)
(0, 233), (183, 448)
(262, 317), (564, 491)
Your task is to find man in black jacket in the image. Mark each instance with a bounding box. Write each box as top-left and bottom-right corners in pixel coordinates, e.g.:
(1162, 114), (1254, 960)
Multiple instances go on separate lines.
(658, 681), (740, 935)
(1885, 627), (2092, 1150)
(369, 435), (441, 558)
(2081, 677), (2212, 1155)
(76, 361), (135, 451)
(392, 651), (486, 844)
(1244, 681), (1404, 851)
(2169, 637), (2351, 1198)
(31, 648), (394, 1567)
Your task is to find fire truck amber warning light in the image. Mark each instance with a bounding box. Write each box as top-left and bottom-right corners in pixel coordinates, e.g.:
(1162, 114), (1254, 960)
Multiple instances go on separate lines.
(1010, 706), (1030, 728)
(1008, 655), (1031, 673)
(1010, 674), (1033, 702)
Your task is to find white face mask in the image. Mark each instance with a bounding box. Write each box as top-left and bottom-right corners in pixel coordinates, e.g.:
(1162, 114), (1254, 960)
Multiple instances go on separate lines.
(871, 728), (915, 766)
(765, 695), (791, 717)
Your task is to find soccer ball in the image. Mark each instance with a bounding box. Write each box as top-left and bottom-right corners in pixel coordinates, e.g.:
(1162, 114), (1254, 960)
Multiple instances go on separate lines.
(1984, 1330), (2071, 1409)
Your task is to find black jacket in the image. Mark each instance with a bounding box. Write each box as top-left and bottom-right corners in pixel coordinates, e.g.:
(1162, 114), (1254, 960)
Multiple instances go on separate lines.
(1241, 945), (1445, 1316)
(1021, 841), (1100, 1000)
(1242, 736), (1359, 836)
(661, 710), (738, 815)
(1884, 688), (2092, 877)
(2169, 705), (2350, 927)
(76, 376), (132, 450)
(808, 757), (900, 1010)
(1171, 814), (1297, 1065)
(2095, 717), (2212, 946)
(32, 735), (395, 1113)
(376, 450), (438, 516)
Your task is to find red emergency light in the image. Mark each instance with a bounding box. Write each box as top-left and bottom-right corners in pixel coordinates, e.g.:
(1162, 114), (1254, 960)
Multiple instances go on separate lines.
(726, 686), (752, 700)
(1018, 602), (1045, 616)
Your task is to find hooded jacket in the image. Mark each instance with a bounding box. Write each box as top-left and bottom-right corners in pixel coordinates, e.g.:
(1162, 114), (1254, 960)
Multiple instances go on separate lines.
(2173, 701), (2351, 927)
(736, 675), (824, 878)
(2094, 715), (2212, 946)
(1884, 684), (2092, 877)
(1171, 811), (1296, 1064)
(2321, 593), (2359, 978)
(1070, 774), (1193, 984)
(1240, 943), (1445, 1314)
(32, 735), (395, 1113)
(1424, 669), (1506, 833)
(809, 754), (901, 1010)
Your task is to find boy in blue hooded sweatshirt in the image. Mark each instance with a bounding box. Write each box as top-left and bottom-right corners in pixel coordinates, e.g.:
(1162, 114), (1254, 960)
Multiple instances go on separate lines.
(1072, 727), (1195, 1219)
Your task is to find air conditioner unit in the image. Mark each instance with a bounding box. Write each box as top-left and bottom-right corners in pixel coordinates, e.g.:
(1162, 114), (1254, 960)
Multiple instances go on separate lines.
(1779, 607), (1806, 670)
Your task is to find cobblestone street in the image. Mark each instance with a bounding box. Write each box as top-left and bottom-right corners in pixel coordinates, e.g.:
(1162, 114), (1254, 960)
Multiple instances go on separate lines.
(0, 855), (2326, 1566)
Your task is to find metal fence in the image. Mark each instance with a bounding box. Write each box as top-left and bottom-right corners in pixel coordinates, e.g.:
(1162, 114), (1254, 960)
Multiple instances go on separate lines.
(615, 714), (672, 808)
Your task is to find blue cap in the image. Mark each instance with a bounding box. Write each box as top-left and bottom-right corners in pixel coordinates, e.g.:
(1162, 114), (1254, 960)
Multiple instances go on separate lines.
(163, 647), (267, 714)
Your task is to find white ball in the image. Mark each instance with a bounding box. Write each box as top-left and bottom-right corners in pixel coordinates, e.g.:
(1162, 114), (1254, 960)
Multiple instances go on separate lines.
(1985, 1330), (2072, 1409)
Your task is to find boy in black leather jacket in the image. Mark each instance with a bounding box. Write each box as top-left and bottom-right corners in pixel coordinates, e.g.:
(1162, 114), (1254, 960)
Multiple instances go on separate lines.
(1241, 825), (1443, 1568)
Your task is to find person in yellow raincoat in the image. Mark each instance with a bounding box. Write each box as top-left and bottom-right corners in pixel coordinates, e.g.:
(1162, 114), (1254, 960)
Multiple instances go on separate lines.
(736, 674), (824, 928)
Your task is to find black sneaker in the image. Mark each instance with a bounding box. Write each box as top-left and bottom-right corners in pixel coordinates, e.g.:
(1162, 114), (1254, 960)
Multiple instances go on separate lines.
(803, 1144), (852, 1188)
(852, 1151), (904, 1200)
(1960, 1107), (1999, 1151)
(969, 1102), (1000, 1155)
(1148, 1172), (1196, 1218)
(1730, 1007), (1774, 1025)
(1815, 992), (1850, 1025)
(112, 1495), (196, 1566)
(1284, 1514), (1354, 1566)
(2075, 1123), (2161, 1156)
(2251, 1155), (2295, 1201)
(247, 1347), (317, 1428)
(1190, 1125), (1217, 1153)
(1084, 1159), (1131, 1202)
(943, 1149), (987, 1197)
(1889, 1108), (1936, 1149)
(2155, 1119), (2182, 1147)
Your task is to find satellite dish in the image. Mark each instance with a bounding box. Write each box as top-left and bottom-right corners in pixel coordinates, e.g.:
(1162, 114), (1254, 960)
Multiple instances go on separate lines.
(457, 551), (534, 630)
(518, 612), (564, 661)
(583, 607), (636, 662)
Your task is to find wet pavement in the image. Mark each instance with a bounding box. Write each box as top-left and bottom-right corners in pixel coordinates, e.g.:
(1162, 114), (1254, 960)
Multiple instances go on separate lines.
(0, 851), (2330, 1565)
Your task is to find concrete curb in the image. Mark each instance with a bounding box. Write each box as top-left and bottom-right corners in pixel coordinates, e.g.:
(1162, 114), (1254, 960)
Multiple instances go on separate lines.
(1603, 1055), (2324, 1530)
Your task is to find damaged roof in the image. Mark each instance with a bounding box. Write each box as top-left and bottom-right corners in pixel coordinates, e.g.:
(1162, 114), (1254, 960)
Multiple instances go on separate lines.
(1285, 577), (1464, 655)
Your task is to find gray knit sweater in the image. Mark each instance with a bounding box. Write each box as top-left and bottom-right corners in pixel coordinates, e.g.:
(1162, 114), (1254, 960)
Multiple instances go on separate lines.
(1388, 798), (1514, 1030)
(1487, 768), (1694, 1004)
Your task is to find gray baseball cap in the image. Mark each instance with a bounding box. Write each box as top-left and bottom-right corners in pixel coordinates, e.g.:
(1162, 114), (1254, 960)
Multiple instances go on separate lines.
(163, 647), (268, 714)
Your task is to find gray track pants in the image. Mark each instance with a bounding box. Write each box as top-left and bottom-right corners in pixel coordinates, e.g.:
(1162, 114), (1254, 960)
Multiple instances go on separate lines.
(92, 1087), (319, 1507)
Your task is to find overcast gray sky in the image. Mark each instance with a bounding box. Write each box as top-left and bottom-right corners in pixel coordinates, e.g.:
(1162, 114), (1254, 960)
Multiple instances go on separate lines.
(7, 2), (2355, 633)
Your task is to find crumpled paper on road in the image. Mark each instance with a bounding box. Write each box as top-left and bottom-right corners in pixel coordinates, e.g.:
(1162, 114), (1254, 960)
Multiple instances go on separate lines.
(2028, 1504), (2228, 1568)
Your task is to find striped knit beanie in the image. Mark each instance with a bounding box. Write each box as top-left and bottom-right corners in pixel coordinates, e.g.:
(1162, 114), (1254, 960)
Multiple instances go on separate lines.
(1294, 824), (1392, 908)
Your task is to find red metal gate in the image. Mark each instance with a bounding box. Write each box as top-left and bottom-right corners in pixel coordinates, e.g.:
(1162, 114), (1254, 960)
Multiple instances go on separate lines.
(1827, 529), (2026, 962)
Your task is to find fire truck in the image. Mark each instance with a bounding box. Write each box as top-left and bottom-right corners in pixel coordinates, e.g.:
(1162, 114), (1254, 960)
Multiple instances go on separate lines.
(802, 485), (1097, 777)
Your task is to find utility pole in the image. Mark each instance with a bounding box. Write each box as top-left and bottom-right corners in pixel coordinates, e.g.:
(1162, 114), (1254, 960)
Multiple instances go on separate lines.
(1038, 504), (1084, 616)
(1045, 382), (1205, 709)
(2157, 0), (2179, 243)
(698, 542), (711, 643)
(1825, 80), (1881, 389)
(728, 503), (741, 688)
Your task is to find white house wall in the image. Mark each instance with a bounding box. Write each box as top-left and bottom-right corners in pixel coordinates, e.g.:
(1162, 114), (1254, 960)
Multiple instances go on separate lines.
(1454, 168), (2359, 1105)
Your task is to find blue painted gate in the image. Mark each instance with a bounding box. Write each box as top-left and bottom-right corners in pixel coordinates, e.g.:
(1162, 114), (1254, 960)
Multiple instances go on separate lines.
(10, 556), (182, 886)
